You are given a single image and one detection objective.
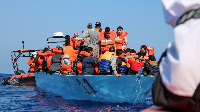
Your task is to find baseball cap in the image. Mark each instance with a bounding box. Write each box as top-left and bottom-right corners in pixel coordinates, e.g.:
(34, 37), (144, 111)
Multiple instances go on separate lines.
(95, 22), (101, 26)
(87, 23), (92, 28)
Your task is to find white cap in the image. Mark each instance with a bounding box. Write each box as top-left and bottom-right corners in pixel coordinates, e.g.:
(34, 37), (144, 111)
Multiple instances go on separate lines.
(53, 32), (64, 37)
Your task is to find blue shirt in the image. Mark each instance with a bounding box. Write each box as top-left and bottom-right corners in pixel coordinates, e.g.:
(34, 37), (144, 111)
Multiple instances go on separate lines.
(82, 56), (100, 75)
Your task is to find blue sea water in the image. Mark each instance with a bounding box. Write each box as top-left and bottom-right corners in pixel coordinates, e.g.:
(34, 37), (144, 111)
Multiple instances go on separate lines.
(0, 73), (152, 112)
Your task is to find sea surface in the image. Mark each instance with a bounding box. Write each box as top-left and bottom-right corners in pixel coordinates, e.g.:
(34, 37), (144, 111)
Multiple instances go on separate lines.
(0, 73), (152, 112)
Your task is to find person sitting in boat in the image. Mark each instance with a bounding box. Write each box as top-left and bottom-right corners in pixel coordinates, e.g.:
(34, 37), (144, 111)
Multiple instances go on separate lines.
(99, 46), (121, 77)
(61, 54), (72, 75)
(63, 35), (76, 61)
(49, 47), (63, 74)
(82, 47), (101, 75)
(34, 47), (49, 72)
(140, 45), (154, 60)
(28, 52), (37, 73)
(73, 54), (82, 75)
(125, 52), (145, 75)
(115, 26), (128, 56)
(148, 55), (158, 76)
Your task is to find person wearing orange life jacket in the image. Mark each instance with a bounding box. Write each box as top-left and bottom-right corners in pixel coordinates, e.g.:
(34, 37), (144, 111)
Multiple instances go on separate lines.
(140, 45), (154, 60)
(70, 33), (82, 50)
(63, 35), (76, 61)
(100, 27), (116, 54)
(61, 54), (72, 75)
(115, 26), (128, 56)
(46, 51), (55, 70)
(28, 52), (37, 73)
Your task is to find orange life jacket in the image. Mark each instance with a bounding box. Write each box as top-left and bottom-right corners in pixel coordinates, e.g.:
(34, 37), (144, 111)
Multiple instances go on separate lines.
(80, 51), (91, 56)
(28, 58), (35, 72)
(100, 30), (116, 53)
(46, 51), (55, 70)
(70, 37), (82, 47)
(63, 46), (76, 61)
(37, 51), (47, 70)
(61, 60), (72, 71)
(115, 31), (128, 50)
(147, 46), (154, 55)
(77, 61), (82, 74)
(140, 46), (155, 59)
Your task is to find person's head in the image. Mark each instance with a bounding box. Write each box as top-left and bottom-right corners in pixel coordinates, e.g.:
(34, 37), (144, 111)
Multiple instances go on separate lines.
(117, 26), (123, 35)
(65, 35), (70, 46)
(74, 33), (79, 37)
(56, 45), (60, 48)
(105, 27), (110, 37)
(87, 23), (92, 29)
(140, 45), (147, 54)
(63, 54), (70, 65)
(109, 46), (115, 52)
(31, 52), (37, 58)
(149, 55), (156, 61)
(95, 22), (101, 28)
(137, 52), (145, 60)
(43, 47), (49, 53)
(58, 47), (63, 50)
(125, 48), (131, 55)
(130, 48), (136, 54)
(87, 47), (93, 55)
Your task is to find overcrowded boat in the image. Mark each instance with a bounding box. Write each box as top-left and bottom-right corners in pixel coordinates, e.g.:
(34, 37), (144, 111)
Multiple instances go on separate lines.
(2, 24), (158, 104)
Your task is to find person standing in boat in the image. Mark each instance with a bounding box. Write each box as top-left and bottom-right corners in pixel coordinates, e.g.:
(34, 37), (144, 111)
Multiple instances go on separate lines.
(82, 22), (101, 58)
(99, 46), (121, 77)
(100, 27), (116, 55)
(152, 0), (200, 111)
(63, 35), (76, 61)
(82, 23), (94, 50)
(115, 26), (128, 56)
(82, 47), (101, 75)
(70, 33), (82, 51)
(28, 52), (37, 73)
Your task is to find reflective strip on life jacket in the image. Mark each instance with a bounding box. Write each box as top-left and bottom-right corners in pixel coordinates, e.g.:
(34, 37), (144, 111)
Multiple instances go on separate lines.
(115, 31), (128, 50)
(100, 31), (115, 53)
(147, 46), (154, 55)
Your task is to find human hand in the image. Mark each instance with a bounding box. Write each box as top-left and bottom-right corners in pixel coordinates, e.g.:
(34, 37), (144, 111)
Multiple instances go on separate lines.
(115, 73), (121, 77)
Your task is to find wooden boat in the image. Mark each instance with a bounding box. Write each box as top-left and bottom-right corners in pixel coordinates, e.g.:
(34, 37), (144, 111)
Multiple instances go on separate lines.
(35, 72), (155, 104)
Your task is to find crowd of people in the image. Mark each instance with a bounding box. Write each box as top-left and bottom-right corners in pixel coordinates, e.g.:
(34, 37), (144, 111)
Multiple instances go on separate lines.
(28, 22), (158, 77)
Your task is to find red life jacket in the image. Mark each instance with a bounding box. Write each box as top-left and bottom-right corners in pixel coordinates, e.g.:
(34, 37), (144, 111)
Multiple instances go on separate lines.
(115, 31), (128, 50)
(100, 30), (116, 53)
